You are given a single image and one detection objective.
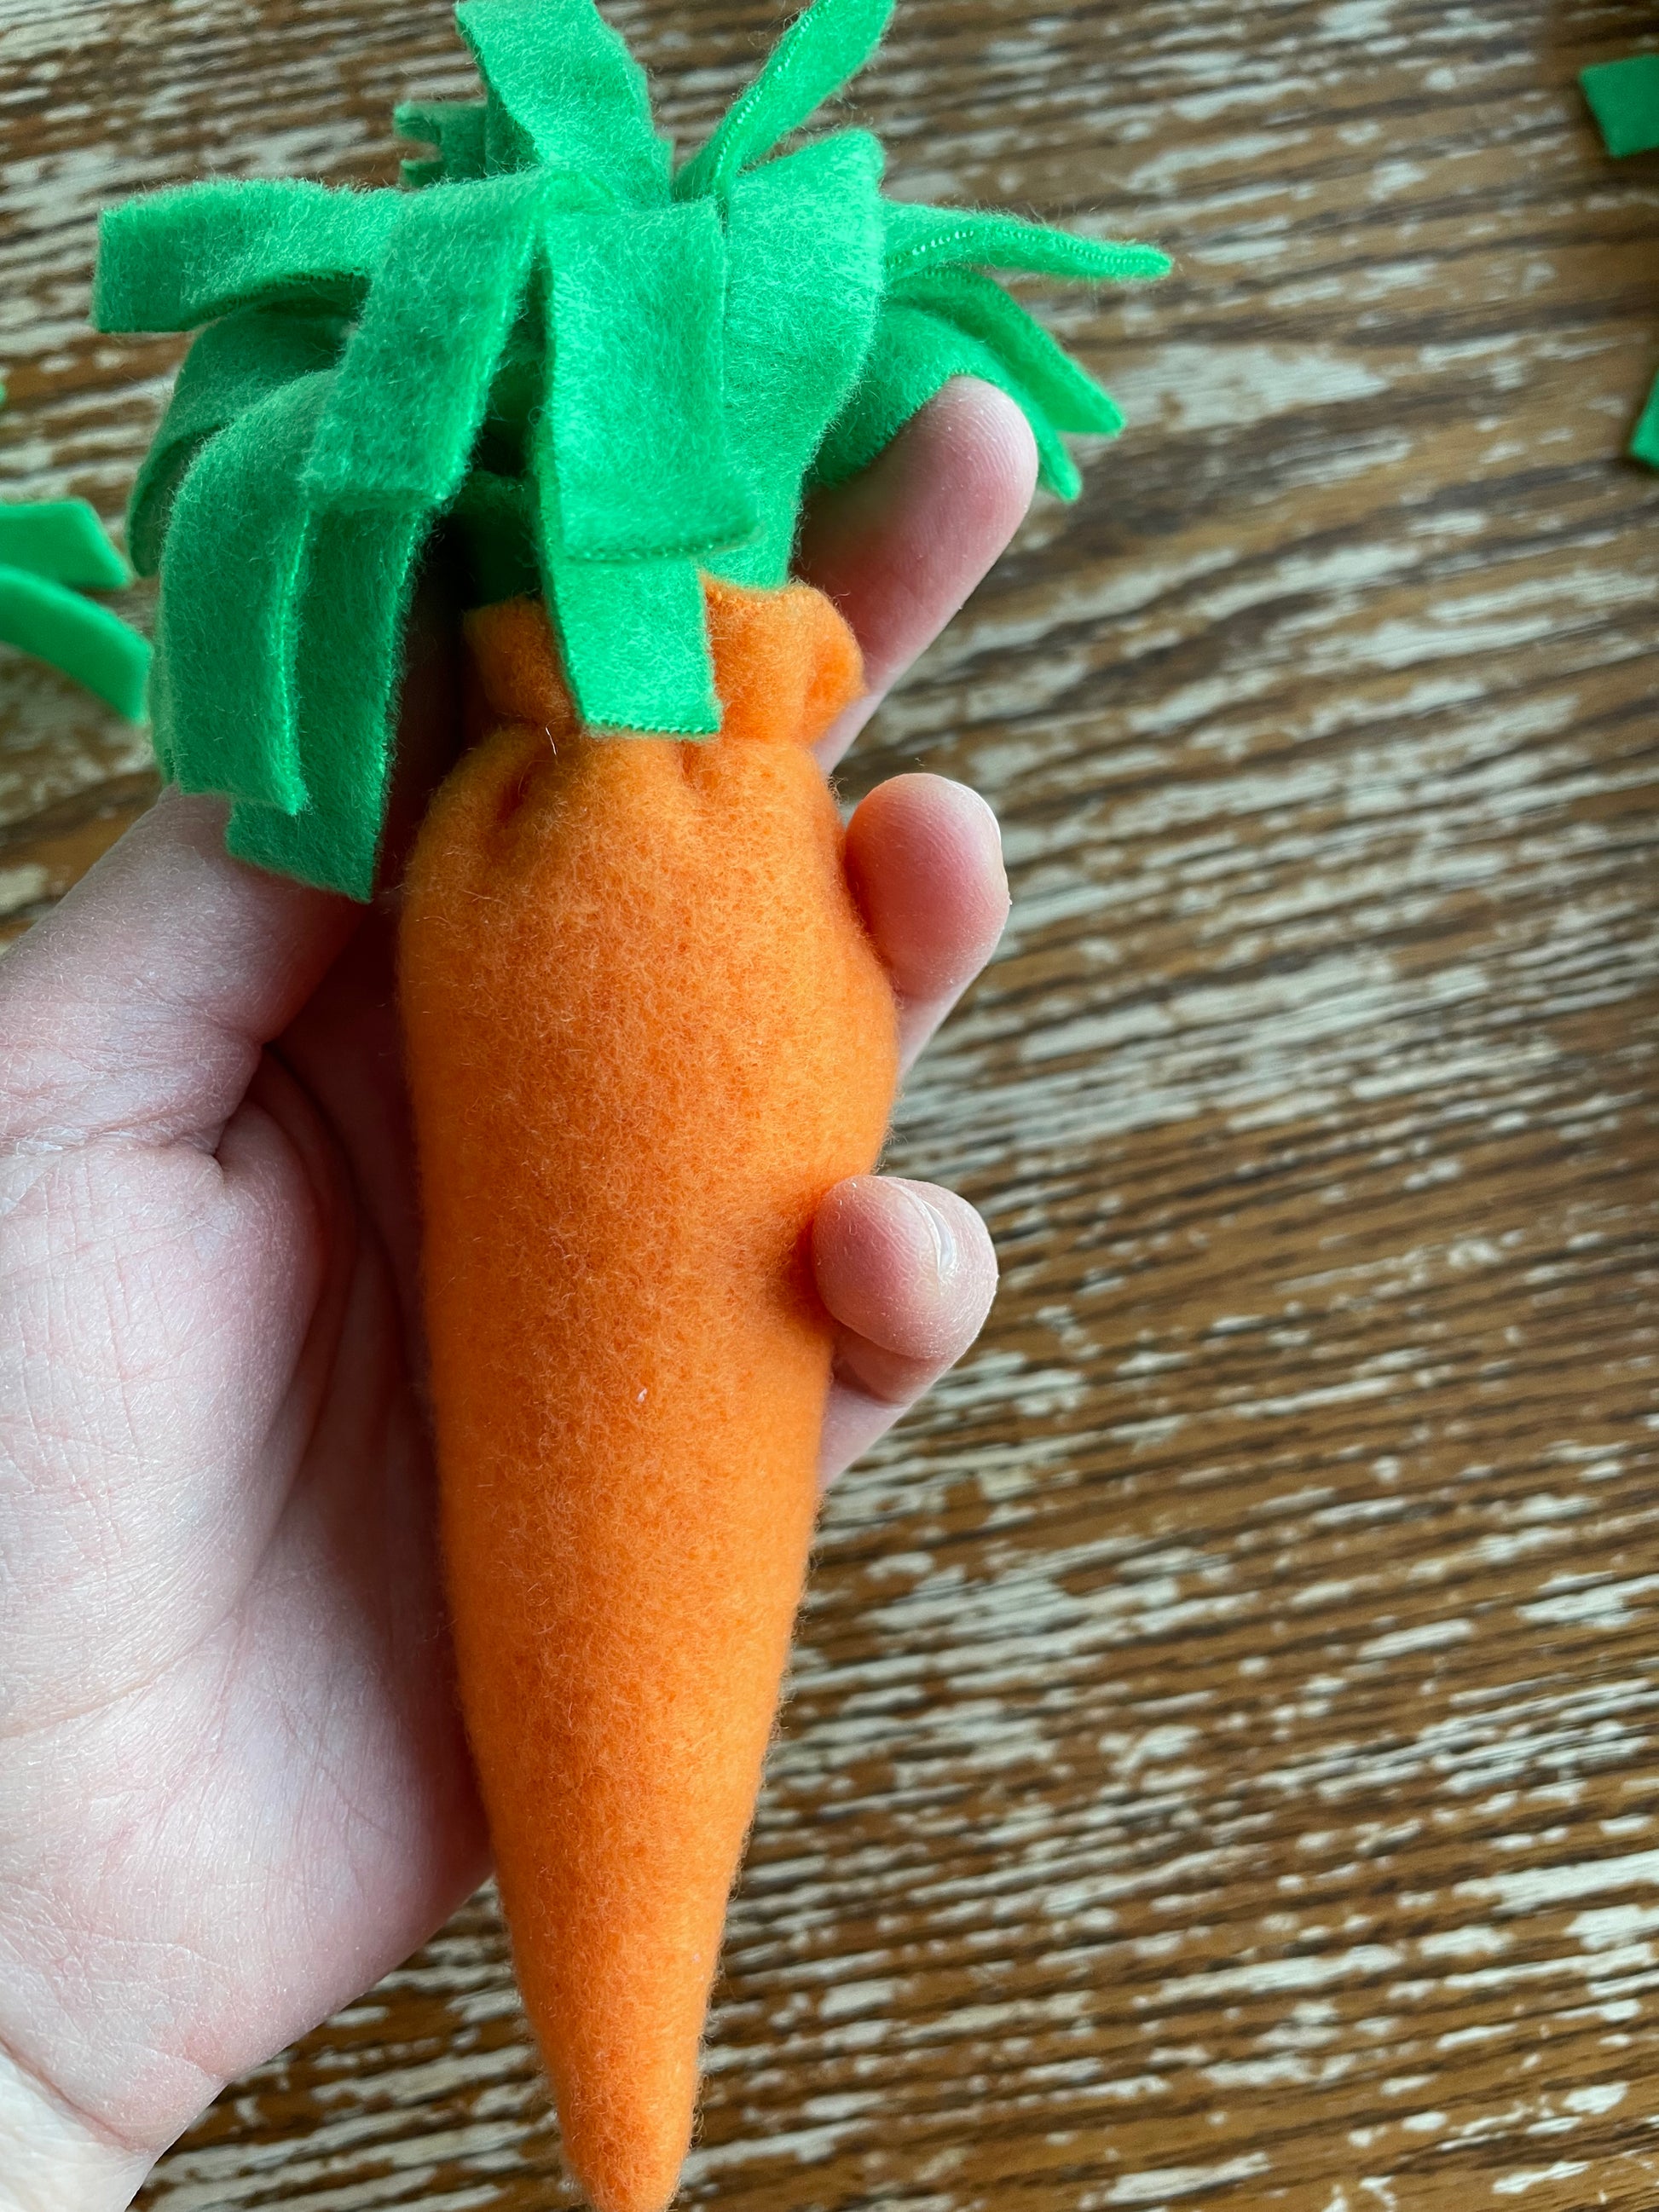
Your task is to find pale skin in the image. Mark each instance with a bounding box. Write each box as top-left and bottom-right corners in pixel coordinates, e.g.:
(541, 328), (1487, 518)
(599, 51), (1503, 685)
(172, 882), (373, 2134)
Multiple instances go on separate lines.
(0, 379), (1038, 2209)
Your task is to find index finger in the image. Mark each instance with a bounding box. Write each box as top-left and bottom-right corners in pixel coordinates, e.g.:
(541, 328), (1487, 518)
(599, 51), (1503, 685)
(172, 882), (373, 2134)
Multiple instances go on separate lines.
(794, 378), (1039, 772)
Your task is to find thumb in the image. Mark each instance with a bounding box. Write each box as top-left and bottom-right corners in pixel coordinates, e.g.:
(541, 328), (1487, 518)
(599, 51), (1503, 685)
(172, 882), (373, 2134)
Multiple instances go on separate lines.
(0, 790), (357, 1151)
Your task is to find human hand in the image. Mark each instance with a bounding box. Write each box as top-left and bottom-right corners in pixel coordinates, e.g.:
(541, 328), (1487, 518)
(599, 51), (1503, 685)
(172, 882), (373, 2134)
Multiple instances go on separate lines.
(0, 378), (1036, 2209)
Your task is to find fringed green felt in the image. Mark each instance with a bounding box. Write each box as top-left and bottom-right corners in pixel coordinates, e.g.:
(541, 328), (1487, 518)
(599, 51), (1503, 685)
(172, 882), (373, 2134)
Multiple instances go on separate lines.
(1582, 52), (1659, 467)
(94, 0), (1168, 898)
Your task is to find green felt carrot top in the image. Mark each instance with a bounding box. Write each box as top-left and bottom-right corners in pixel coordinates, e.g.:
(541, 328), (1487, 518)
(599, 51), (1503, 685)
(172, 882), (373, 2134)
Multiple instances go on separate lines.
(1581, 52), (1659, 467)
(0, 393), (151, 723)
(92, 0), (1169, 900)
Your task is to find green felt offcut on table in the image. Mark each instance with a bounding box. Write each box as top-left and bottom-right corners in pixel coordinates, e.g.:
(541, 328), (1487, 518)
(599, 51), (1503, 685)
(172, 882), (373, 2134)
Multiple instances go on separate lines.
(1581, 53), (1659, 158)
(0, 466), (151, 721)
(1581, 51), (1659, 465)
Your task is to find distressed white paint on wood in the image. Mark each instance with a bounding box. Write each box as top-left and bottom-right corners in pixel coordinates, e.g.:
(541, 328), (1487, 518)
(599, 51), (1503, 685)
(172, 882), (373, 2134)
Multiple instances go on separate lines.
(3, 0), (1659, 2205)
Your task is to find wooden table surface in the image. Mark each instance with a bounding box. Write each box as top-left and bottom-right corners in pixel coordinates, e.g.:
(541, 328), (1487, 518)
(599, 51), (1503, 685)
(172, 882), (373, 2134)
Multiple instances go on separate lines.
(5, 0), (1659, 2204)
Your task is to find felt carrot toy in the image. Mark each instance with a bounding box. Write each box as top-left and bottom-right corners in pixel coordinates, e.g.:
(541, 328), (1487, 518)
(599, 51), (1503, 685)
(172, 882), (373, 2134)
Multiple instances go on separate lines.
(1581, 52), (1659, 465)
(91, 3), (1165, 2203)
(0, 395), (150, 720)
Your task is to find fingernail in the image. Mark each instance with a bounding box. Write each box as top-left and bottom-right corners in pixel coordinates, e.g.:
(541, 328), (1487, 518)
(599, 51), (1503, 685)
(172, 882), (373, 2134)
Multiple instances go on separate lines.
(895, 1180), (957, 1291)
(955, 780), (1003, 856)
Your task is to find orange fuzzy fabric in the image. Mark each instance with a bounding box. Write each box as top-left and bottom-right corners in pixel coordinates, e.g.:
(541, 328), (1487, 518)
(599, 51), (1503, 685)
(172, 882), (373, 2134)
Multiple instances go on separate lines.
(399, 576), (899, 2212)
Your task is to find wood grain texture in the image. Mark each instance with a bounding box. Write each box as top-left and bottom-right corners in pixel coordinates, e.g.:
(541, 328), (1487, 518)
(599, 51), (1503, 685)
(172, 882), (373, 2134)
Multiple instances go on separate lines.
(5, 0), (1659, 2203)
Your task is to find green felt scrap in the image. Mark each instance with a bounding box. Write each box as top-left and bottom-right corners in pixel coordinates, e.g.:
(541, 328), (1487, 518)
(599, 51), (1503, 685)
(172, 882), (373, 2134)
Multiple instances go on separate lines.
(0, 568), (151, 721)
(718, 132), (886, 585)
(897, 268), (1124, 438)
(1631, 371), (1659, 468)
(1581, 54), (1659, 470)
(0, 501), (130, 589)
(0, 393), (150, 719)
(95, 0), (1168, 897)
(1582, 54), (1659, 158)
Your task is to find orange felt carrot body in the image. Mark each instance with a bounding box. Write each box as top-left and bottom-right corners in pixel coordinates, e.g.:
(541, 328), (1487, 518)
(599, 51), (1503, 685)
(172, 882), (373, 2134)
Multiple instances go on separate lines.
(399, 577), (899, 2212)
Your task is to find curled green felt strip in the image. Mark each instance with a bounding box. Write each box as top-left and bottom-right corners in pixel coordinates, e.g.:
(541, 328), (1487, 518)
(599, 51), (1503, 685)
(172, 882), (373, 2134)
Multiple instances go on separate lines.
(95, 0), (1168, 896)
(129, 305), (346, 574)
(883, 204), (1170, 286)
(0, 567), (150, 722)
(673, 0), (893, 203)
(159, 374), (327, 812)
(0, 501), (130, 589)
(228, 505), (430, 899)
(1632, 376), (1659, 467)
(304, 176), (546, 511)
(95, 181), (402, 333)
(456, 0), (665, 196)
(813, 297), (1082, 497)
(892, 268), (1124, 435)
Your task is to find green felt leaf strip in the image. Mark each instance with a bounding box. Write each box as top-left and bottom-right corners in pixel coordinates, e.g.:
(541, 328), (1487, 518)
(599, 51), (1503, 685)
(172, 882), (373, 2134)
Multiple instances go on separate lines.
(158, 375), (330, 812)
(673, 0), (893, 202)
(1631, 369), (1659, 468)
(304, 177), (544, 512)
(548, 202), (757, 562)
(456, 0), (666, 200)
(895, 266), (1124, 435)
(94, 182), (402, 334)
(128, 305), (346, 575)
(813, 298), (1080, 498)
(0, 565), (151, 721)
(1581, 54), (1659, 158)
(227, 505), (430, 898)
(0, 500), (130, 589)
(715, 131), (886, 586)
(542, 540), (722, 734)
(884, 204), (1170, 286)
